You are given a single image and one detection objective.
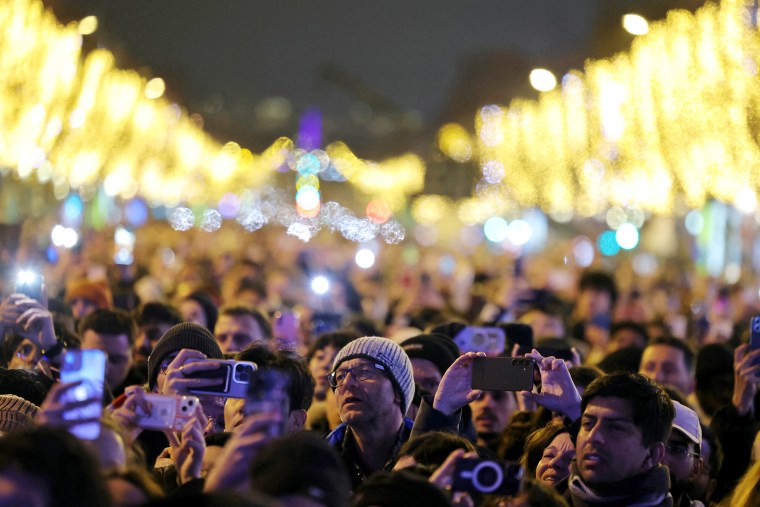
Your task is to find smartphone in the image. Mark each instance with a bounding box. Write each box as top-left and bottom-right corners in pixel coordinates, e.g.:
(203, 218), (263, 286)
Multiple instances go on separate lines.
(185, 359), (257, 398)
(134, 394), (200, 431)
(310, 312), (343, 337)
(455, 326), (506, 355)
(15, 270), (44, 302)
(452, 458), (524, 496)
(245, 368), (291, 436)
(60, 349), (106, 440)
(471, 356), (536, 391)
(749, 316), (760, 351)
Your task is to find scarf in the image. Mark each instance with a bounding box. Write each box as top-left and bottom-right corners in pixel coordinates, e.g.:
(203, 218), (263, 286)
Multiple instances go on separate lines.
(568, 461), (673, 507)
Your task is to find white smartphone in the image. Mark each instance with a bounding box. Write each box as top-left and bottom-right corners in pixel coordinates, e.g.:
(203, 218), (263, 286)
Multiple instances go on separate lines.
(60, 349), (106, 440)
(134, 394), (200, 431)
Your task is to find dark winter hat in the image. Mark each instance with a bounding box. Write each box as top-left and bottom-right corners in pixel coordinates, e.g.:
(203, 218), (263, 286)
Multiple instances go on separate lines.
(249, 432), (350, 507)
(400, 333), (459, 376)
(147, 322), (223, 389)
(332, 336), (415, 416)
(0, 394), (38, 433)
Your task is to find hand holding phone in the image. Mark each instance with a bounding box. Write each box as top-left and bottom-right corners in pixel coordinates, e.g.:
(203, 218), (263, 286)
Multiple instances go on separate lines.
(520, 349), (581, 421)
(245, 368), (291, 437)
(15, 270), (44, 303)
(184, 359), (258, 399)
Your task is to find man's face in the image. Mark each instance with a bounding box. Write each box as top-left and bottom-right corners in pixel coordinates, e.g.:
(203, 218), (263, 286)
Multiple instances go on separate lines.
(214, 314), (266, 354)
(309, 345), (338, 399)
(577, 289), (612, 320)
(470, 390), (517, 437)
(662, 431), (700, 500)
(639, 344), (693, 395)
(133, 322), (173, 363)
(81, 330), (133, 390)
(576, 396), (659, 486)
(535, 432), (575, 487)
(609, 328), (647, 352)
(519, 310), (565, 340)
(180, 300), (207, 328)
(333, 358), (400, 427)
(410, 357), (442, 394)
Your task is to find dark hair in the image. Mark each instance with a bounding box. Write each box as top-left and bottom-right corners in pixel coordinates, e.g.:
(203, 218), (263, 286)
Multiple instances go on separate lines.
(0, 426), (110, 507)
(610, 320), (649, 347)
(306, 331), (360, 360)
(397, 431), (477, 475)
(0, 367), (53, 406)
(484, 478), (570, 507)
(105, 466), (164, 503)
(78, 308), (137, 347)
(219, 306), (272, 339)
(235, 278), (267, 301)
(521, 423), (570, 476)
(579, 271), (618, 305)
(597, 346), (644, 375)
(568, 365), (603, 391)
(646, 336), (695, 373)
(235, 344), (315, 412)
(184, 292), (218, 332)
(581, 372), (675, 447)
(134, 302), (182, 328)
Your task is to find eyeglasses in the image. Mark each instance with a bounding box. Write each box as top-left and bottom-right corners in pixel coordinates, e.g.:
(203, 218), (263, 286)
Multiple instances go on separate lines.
(666, 442), (699, 458)
(327, 363), (386, 388)
(15, 343), (36, 361)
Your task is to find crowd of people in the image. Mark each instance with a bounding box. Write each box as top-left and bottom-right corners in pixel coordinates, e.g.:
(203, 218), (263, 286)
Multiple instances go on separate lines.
(0, 229), (758, 507)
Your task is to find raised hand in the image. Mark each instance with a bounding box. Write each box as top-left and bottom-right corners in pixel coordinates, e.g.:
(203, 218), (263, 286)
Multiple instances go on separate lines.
(433, 352), (486, 416)
(521, 349), (582, 421)
(732, 343), (760, 416)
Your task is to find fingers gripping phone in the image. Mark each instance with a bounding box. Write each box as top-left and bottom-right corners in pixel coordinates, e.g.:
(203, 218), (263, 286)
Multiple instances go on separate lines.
(185, 360), (258, 398)
(471, 356), (536, 391)
(60, 349), (106, 440)
(134, 394), (200, 431)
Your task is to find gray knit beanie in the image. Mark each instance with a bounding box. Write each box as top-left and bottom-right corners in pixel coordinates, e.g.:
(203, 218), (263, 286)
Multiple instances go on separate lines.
(147, 322), (224, 389)
(332, 336), (415, 416)
(0, 394), (39, 433)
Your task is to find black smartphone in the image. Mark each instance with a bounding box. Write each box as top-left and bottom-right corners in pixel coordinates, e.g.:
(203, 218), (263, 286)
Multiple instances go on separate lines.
(186, 360), (257, 398)
(471, 356), (536, 391)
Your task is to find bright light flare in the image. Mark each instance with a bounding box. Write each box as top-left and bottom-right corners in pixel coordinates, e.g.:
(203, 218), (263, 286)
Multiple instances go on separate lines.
(355, 248), (376, 269)
(622, 14), (649, 35)
(529, 69), (557, 92)
(311, 276), (330, 295)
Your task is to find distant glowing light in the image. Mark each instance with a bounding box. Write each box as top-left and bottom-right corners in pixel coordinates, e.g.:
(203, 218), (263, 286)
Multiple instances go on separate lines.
(295, 186), (320, 211)
(355, 248), (376, 269)
(622, 14), (649, 35)
(51, 225), (79, 248)
(725, 263), (741, 284)
(296, 153), (321, 175)
(169, 207), (195, 231)
(145, 78), (166, 100)
(598, 231), (620, 256)
(633, 253), (658, 276)
(573, 236), (595, 267)
(685, 210), (704, 235)
(124, 198), (149, 227)
(366, 200), (392, 224)
(615, 223), (639, 250)
(529, 68), (557, 92)
(605, 206), (627, 230)
(114, 226), (135, 246)
(482, 161), (505, 184)
(735, 188), (757, 213)
(218, 193), (241, 219)
(201, 209), (223, 232)
(507, 219), (532, 246)
(311, 276), (330, 295)
(78, 15), (98, 35)
(437, 123), (473, 162)
(484, 217), (509, 243)
(62, 194), (83, 225)
(287, 222), (312, 242)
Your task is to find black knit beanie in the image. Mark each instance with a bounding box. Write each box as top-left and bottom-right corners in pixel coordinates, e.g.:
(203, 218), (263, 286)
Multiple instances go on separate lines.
(147, 322), (223, 389)
(400, 333), (459, 376)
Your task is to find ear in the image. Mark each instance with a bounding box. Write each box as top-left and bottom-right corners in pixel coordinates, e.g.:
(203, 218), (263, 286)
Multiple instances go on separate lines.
(287, 409), (307, 434)
(690, 456), (704, 481)
(643, 441), (666, 470)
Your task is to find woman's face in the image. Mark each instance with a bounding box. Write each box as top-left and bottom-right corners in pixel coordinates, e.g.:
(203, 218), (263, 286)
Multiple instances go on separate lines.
(8, 339), (40, 370)
(309, 345), (337, 400)
(535, 432), (575, 487)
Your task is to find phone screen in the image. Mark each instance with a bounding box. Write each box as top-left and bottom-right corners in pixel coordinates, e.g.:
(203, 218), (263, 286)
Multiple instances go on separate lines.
(60, 349), (106, 440)
(245, 369), (290, 436)
(15, 271), (44, 302)
(186, 363), (232, 395)
(471, 356), (535, 391)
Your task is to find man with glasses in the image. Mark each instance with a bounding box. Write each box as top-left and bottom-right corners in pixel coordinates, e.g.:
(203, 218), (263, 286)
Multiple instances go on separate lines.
(325, 336), (415, 488)
(664, 401), (704, 507)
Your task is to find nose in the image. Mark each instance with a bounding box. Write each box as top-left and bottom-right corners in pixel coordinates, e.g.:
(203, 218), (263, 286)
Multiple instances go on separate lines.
(586, 424), (605, 445)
